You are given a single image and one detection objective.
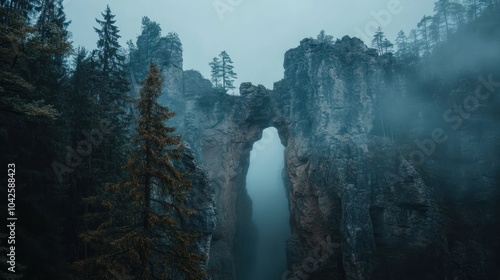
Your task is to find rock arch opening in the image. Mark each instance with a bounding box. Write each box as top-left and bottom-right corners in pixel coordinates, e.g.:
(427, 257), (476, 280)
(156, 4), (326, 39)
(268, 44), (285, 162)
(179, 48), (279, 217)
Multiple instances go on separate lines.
(245, 127), (291, 279)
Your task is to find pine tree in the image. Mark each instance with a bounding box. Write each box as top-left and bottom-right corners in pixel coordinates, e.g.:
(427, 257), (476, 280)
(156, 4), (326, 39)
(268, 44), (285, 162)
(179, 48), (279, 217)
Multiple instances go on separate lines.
(75, 63), (206, 280)
(382, 38), (394, 54)
(60, 47), (104, 264)
(408, 29), (421, 58)
(94, 5), (123, 75)
(465, 0), (481, 20)
(395, 30), (409, 58)
(0, 1), (60, 119)
(430, 16), (442, 46)
(316, 29), (334, 45)
(93, 5), (130, 182)
(418, 15), (433, 55)
(1, 1), (75, 278)
(450, 1), (466, 29)
(0, 5), (39, 115)
(209, 50), (237, 94)
(129, 18), (183, 80)
(154, 31), (182, 67)
(131, 16), (162, 80)
(372, 27), (386, 55)
(434, 0), (452, 39)
(209, 57), (222, 89)
(32, 0), (72, 104)
(0, 0), (39, 21)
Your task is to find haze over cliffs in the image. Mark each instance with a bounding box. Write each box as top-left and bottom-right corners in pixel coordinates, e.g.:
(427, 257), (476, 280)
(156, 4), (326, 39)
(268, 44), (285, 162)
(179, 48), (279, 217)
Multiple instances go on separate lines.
(150, 8), (500, 280)
(2, 1), (499, 279)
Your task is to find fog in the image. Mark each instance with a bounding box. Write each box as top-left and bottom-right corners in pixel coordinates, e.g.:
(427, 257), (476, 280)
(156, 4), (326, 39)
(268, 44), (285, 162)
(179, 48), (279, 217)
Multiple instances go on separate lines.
(64, 0), (435, 89)
(62, 2), (439, 278)
(2, 0), (499, 279)
(246, 127), (290, 279)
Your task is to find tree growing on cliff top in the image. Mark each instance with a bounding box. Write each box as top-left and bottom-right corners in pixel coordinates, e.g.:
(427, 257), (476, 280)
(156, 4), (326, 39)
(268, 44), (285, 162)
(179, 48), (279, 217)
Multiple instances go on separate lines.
(316, 29), (334, 45)
(209, 50), (237, 94)
(372, 27), (385, 55)
(75, 63), (206, 280)
(128, 16), (162, 80)
(372, 27), (393, 55)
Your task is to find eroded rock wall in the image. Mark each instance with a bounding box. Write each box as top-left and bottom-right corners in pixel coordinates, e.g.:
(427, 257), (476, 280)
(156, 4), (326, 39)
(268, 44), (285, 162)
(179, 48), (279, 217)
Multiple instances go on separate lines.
(270, 37), (446, 279)
(157, 34), (499, 279)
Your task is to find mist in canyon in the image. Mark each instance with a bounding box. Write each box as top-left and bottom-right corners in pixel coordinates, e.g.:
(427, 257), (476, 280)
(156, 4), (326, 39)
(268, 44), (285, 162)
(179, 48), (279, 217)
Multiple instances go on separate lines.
(2, 0), (500, 279)
(246, 128), (290, 279)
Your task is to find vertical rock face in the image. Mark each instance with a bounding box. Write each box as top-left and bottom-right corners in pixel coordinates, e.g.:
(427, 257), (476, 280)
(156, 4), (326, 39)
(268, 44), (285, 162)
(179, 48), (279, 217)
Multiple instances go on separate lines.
(272, 36), (445, 279)
(273, 36), (499, 279)
(179, 146), (217, 273)
(157, 35), (499, 279)
(165, 72), (275, 279)
(273, 37), (381, 279)
(180, 83), (273, 280)
(154, 145), (217, 280)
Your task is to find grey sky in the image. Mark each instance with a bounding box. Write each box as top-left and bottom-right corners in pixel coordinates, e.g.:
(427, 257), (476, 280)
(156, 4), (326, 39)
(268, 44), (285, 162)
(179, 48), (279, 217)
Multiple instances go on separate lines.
(65, 0), (435, 89)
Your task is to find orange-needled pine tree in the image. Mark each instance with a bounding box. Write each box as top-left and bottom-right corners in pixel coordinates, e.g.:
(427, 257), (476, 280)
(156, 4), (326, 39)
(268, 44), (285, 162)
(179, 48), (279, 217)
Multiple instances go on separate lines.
(75, 63), (206, 280)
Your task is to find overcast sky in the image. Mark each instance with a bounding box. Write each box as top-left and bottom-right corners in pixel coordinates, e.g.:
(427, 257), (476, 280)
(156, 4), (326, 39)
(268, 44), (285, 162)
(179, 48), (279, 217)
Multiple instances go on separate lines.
(64, 0), (435, 89)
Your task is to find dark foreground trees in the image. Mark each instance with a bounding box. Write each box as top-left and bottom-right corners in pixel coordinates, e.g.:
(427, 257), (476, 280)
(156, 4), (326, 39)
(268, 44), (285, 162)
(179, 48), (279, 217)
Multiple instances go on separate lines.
(75, 63), (206, 280)
(0, 1), (73, 279)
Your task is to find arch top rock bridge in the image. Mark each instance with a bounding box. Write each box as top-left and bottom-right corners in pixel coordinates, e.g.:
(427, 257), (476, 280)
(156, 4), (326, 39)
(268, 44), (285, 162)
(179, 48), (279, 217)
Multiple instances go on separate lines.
(152, 36), (500, 279)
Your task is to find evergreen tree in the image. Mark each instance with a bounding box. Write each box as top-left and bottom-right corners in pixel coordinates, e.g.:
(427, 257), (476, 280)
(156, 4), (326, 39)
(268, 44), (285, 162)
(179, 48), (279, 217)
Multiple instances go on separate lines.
(1, 1), (74, 278)
(95, 5), (123, 76)
(382, 38), (394, 54)
(465, 0), (481, 20)
(395, 30), (409, 58)
(396, 30), (410, 58)
(75, 63), (206, 280)
(0, 5), (39, 115)
(209, 57), (222, 89)
(154, 31), (182, 67)
(479, 0), (497, 10)
(372, 27), (386, 55)
(93, 5), (130, 182)
(418, 15), (433, 55)
(430, 15), (442, 46)
(32, 0), (72, 104)
(131, 16), (162, 80)
(450, 1), (466, 28)
(434, 0), (452, 39)
(209, 50), (237, 93)
(137, 16), (161, 61)
(408, 28), (421, 57)
(0, 0), (39, 20)
(316, 29), (334, 45)
(61, 47), (103, 264)
(219, 50), (237, 93)
(128, 18), (183, 82)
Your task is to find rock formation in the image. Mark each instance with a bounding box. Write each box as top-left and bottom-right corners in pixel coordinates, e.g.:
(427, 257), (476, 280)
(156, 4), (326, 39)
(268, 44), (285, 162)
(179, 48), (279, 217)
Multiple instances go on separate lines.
(155, 33), (499, 279)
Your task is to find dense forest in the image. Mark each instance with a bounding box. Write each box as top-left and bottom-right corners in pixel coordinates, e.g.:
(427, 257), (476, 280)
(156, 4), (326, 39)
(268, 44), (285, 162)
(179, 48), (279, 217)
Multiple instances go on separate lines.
(1, 0), (499, 279)
(0, 1), (204, 279)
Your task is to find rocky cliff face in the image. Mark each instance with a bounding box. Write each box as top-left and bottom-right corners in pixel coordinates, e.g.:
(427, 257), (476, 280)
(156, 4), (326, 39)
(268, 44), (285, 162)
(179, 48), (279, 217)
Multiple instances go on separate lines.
(157, 34), (499, 279)
(272, 37), (449, 279)
(154, 145), (217, 280)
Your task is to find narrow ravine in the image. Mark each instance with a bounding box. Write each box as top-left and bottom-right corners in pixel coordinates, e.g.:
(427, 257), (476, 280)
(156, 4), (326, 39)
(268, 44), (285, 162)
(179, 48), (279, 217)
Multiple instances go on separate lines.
(246, 127), (291, 280)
